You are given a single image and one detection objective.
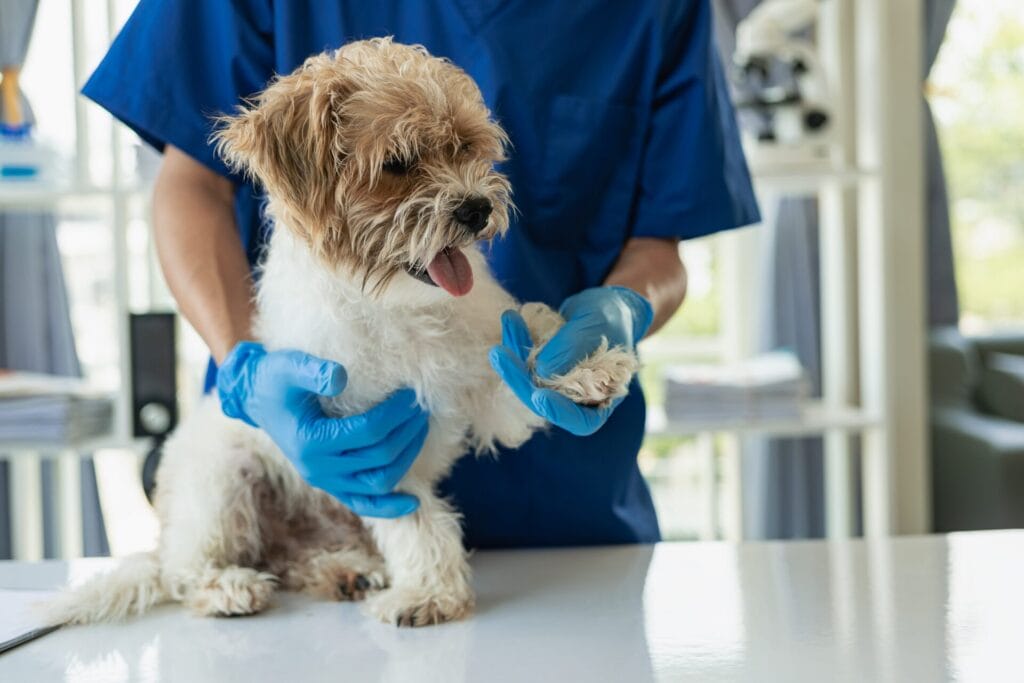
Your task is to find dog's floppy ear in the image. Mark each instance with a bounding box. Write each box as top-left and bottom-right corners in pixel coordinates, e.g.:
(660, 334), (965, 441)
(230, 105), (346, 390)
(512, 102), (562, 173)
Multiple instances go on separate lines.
(214, 53), (352, 231)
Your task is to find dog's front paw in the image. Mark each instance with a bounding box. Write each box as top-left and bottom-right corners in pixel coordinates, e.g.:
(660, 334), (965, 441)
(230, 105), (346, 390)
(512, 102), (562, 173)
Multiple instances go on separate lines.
(516, 301), (638, 408)
(537, 340), (638, 408)
(364, 585), (474, 627)
(519, 302), (564, 346)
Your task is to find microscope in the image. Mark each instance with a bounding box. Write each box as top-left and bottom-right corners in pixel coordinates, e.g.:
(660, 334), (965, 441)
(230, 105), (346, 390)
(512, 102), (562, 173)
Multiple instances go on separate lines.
(732, 0), (832, 149)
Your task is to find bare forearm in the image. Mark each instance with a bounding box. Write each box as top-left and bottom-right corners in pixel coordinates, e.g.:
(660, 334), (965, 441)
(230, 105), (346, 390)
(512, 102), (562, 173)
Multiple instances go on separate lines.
(153, 146), (255, 363)
(604, 237), (687, 336)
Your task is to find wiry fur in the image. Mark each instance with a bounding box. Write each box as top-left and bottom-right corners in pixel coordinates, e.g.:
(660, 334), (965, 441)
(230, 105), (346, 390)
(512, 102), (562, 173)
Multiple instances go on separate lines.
(48, 38), (637, 628)
(213, 39), (511, 294)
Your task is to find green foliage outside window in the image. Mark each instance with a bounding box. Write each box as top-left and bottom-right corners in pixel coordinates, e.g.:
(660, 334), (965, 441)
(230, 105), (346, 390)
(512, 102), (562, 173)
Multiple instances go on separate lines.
(932, 0), (1024, 330)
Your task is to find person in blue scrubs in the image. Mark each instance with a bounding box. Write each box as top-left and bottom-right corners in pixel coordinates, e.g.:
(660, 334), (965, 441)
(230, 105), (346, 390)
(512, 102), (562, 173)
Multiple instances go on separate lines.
(84, 1), (759, 549)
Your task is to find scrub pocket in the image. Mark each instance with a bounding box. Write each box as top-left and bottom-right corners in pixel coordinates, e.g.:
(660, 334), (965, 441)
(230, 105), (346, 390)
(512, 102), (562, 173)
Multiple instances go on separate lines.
(525, 95), (645, 249)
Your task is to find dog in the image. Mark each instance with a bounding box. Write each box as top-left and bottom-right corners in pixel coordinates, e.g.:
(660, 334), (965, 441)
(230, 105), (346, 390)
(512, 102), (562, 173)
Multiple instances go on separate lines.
(48, 38), (638, 628)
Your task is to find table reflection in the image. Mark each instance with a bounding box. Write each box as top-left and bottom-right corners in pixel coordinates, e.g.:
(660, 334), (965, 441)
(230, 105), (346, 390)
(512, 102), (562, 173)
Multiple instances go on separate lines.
(6, 533), (1024, 682)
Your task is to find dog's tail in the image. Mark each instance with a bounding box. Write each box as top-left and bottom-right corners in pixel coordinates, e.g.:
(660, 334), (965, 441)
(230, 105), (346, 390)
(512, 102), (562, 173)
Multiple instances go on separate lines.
(42, 551), (167, 625)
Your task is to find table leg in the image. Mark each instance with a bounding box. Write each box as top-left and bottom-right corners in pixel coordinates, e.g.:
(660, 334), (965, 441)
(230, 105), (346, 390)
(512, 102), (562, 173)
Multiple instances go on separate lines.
(698, 433), (718, 541)
(52, 451), (84, 558)
(825, 430), (855, 538)
(10, 452), (44, 561)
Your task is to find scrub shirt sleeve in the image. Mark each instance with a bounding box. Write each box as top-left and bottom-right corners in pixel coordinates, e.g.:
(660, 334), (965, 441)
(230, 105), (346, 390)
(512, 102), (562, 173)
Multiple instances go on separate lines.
(81, 0), (275, 179)
(633, 0), (761, 241)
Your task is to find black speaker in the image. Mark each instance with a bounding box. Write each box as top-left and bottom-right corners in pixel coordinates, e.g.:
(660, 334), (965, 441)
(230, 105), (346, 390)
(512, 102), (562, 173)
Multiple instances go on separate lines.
(129, 312), (178, 439)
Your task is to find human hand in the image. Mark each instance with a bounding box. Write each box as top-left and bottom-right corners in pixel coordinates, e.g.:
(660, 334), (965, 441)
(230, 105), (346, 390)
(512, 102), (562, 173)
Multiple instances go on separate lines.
(489, 286), (652, 436)
(217, 342), (428, 517)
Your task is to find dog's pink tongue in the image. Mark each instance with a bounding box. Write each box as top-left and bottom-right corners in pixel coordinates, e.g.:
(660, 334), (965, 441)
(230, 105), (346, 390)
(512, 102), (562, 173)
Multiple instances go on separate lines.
(426, 247), (474, 297)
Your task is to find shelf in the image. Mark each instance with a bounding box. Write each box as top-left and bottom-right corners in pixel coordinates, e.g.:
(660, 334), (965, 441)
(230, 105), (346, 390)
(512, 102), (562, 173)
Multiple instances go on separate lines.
(0, 181), (150, 210)
(638, 335), (725, 361)
(750, 162), (877, 194)
(646, 401), (881, 438)
(0, 433), (147, 456)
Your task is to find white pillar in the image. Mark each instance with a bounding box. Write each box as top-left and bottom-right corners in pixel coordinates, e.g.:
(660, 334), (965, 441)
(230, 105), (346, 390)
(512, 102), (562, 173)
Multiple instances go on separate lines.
(855, 0), (929, 536)
(697, 432), (719, 541)
(10, 453), (44, 561)
(69, 0), (90, 184)
(819, 0), (860, 539)
(53, 452), (84, 558)
(718, 226), (760, 541)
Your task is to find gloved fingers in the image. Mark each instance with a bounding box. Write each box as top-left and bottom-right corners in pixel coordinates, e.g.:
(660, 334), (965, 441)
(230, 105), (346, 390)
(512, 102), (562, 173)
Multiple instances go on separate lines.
(500, 310), (533, 362)
(533, 317), (604, 379)
(490, 339), (627, 434)
(531, 388), (619, 436)
(303, 387), (423, 452)
(215, 342), (267, 426)
(342, 421), (429, 495)
(318, 411), (429, 476)
(489, 345), (543, 413)
(263, 349), (347, 397)
(333, 491), (420, 518)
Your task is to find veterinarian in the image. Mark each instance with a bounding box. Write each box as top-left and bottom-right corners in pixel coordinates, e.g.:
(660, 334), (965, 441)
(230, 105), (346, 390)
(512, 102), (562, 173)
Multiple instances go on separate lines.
(84, 1), (758, 548)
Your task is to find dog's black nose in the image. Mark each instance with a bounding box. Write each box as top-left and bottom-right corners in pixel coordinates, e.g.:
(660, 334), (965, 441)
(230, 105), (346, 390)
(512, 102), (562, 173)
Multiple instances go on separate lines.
(453, 196), (492, 233)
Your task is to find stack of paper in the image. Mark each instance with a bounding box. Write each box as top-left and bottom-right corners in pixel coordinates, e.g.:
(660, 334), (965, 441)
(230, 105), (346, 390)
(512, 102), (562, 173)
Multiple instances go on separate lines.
(0, 371), (114, 444)
(0, 590), (60, 654)
(663, 351), (808, 423)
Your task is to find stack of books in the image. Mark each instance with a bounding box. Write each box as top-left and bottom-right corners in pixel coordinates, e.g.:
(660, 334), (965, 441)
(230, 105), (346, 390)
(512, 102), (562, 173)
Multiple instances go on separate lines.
(0, 371), (114, 444)
(663, 351), (808, 424)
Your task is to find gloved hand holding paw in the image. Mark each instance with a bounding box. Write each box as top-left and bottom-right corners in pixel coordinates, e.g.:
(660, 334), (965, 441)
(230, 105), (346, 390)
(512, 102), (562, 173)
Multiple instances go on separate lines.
(217, 341), (427, 518)
(489, 286), (653, 436)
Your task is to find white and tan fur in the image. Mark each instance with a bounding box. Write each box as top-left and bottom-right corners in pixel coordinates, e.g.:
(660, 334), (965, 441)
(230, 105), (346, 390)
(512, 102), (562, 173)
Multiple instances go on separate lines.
(47, 38), (636, 628)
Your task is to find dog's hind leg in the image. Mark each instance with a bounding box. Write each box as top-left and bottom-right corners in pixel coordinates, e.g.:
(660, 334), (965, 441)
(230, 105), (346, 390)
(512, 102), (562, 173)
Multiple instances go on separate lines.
(257, 487), (387, 602)
(279, 546), (388, 602)
(157, 403), (291, 616)
(160, 465), (283, 618)
(182, 565), (279, 617)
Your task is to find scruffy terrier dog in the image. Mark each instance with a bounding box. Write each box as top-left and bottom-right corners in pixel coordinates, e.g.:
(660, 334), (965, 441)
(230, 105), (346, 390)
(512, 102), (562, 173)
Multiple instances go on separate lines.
(50, 38), (637, 627)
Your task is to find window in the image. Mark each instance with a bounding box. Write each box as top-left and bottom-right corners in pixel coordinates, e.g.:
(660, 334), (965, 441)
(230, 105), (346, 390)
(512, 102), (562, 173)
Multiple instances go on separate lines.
(931, 0), (1024, 333)
(638, 236), (735, 541)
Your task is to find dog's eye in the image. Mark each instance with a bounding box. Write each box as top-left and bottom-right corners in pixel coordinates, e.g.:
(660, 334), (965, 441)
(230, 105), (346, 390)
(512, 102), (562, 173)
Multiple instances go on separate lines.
(383, 156), (414, 175)
(459, 142), (473, 155)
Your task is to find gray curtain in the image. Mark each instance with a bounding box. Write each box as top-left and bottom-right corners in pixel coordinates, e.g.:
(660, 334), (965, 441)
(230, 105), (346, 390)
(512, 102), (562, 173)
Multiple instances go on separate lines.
(714, 0), (959, 538)
(925, 0), (960, 326)
(0, 217), (110, 559)
(0, 0), (37, 128)
(0, 0), (108, 558)
(0, 0), (37, 67)
(746, 200), (827, 539)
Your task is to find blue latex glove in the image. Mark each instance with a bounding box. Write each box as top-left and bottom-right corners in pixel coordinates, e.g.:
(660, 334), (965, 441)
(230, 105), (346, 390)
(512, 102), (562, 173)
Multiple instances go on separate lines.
(217, 342), (427, 518)
(489, 286), (653, 436)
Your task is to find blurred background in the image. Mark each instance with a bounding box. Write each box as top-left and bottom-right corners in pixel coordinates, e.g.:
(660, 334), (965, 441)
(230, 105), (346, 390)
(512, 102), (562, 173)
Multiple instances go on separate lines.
(1, 0), (1021, 559)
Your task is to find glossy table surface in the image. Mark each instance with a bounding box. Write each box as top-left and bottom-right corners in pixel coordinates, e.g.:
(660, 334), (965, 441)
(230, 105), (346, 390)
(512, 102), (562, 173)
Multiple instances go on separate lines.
(2, 530), (1023, 682)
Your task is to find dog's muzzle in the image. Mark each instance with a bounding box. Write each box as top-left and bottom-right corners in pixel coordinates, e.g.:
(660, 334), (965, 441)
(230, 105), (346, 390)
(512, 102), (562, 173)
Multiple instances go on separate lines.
(452, 196), (492, 234)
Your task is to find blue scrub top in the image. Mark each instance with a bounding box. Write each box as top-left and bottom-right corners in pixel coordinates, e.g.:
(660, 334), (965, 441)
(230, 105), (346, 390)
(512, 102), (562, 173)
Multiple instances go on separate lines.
(84, 0), (759, 549)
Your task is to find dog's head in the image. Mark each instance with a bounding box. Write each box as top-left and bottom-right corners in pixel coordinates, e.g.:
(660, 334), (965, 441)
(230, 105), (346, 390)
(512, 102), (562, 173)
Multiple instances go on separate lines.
(214, 38), (511, 298)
